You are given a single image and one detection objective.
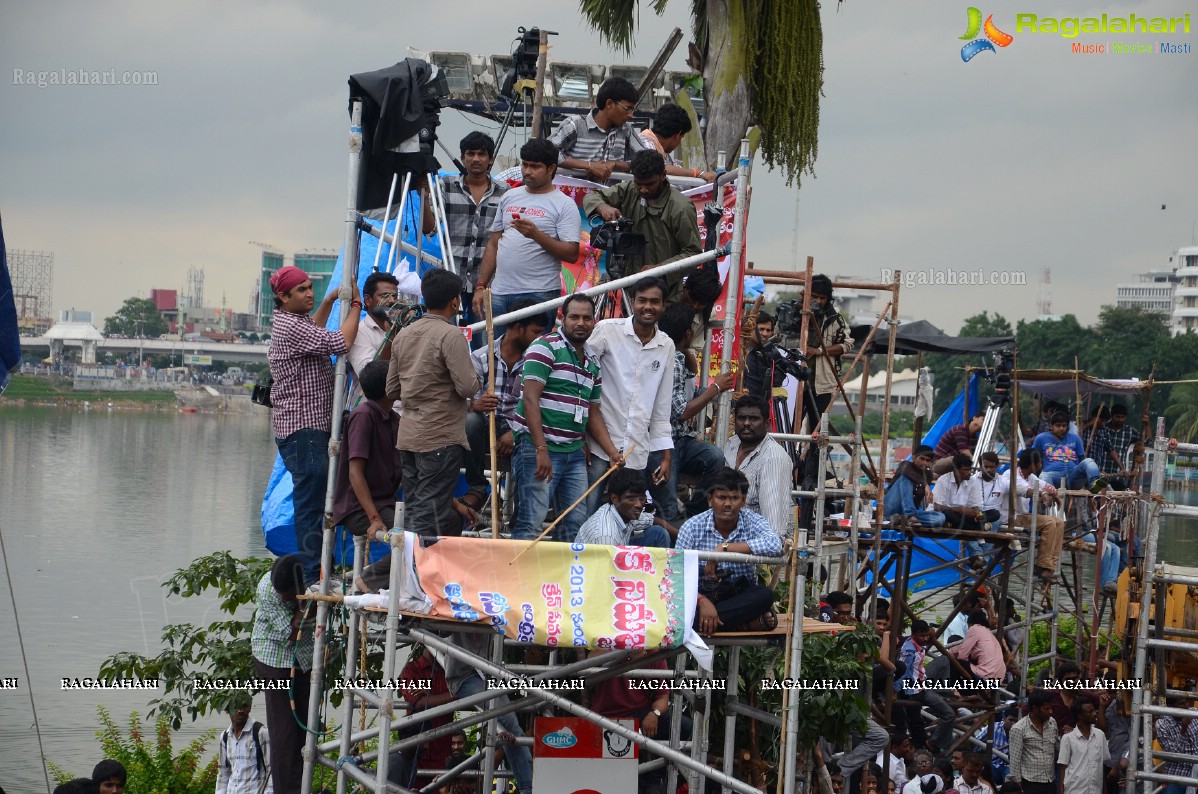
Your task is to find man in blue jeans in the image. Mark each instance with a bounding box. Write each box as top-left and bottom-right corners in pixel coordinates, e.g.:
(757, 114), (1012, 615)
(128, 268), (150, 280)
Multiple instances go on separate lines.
(1031, 411), (1105, 491)
(267, 265), (360, 584)
(508, 294), (622, 542)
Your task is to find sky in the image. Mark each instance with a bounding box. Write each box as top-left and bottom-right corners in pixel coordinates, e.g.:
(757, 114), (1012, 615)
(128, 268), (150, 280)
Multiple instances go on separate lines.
(2, 0), (1196, 333)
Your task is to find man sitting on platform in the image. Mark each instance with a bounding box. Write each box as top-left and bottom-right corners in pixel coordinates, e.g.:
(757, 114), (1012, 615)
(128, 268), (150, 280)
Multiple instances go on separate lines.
(1030, 412), (1105, 492)
(931, 411), (984, 476)
(725, 395), (794, 537)
(576, 468), (672, 548)
(884, 446), (945, 528)
(548, 76), (648, 183)
(995, 448), (1065, 584)
(964, 451), (1006, 565)
(678, 467), (782, 633)
(932, 453), (988, 531)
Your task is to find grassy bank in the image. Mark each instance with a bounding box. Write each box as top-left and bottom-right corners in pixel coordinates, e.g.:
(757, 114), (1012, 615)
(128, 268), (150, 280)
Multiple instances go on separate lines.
(2, 375), (179, 407)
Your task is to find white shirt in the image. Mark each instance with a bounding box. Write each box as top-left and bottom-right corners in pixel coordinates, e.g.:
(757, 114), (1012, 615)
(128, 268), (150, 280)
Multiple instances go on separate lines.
(976, 473), (1003, 512)
(993, 468), (1054, 524)
(725, 434), (793, 537)
(953, 777), (994, 794)
(346, 313), (401, 413)
(586, 318), (675, 470)
(932, 471), (981, 510)
(875, 751), (908, 792)
(1058, 725), (1110, 794)
(217, 721), (273, 794)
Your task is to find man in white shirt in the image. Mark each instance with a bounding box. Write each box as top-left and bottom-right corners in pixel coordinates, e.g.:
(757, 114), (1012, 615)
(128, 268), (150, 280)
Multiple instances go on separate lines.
(932, 453), (986, 530)
(584, 276), (675, 514)
(995, 448), (1065, 582)
(1058, 698), (1109, 794)
(955, 753), (996, 794)
(724, 394), (794, 537)
(575, 468), (671, 547)
(216, 692), (272, 794)
(347, 271), (400, 410)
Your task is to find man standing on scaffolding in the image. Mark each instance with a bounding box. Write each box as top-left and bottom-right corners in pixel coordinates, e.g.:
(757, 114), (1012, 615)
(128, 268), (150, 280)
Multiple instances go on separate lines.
(801, 274), (853, 426)
(994, 449), (1065, 584)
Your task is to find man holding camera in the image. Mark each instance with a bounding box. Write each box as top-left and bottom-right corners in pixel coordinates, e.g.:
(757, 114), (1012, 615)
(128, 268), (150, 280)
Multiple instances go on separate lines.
(267, 265), (360, 585)
(582, 149), (702, 300)
(346, 271), (400, 409)
(803, 274), (852, 421)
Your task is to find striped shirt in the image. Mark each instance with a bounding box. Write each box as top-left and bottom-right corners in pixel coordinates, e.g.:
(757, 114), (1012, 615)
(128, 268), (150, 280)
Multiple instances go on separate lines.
(548, 110), (648, 170)
(1009, 715), (1059, 783)
(669, 351), (694, 440)
(512, 330), (601, 452)
(576, 503), (655, 546)
(676, 508), (782, 584)
(1106, 424), (1139, 472)
(268, 309), (348, 439)
(470, 336), (524, 434)
(217, 722), (272, 794)
(250, 572), (314, 672)
(724, 435), (794, 537)
(439, 174), (508, 286)
(1154, 715), (1198, 777)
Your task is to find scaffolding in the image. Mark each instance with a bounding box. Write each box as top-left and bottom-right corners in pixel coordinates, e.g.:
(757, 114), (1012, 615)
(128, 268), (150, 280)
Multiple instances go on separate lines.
(7, 248), (54, 332)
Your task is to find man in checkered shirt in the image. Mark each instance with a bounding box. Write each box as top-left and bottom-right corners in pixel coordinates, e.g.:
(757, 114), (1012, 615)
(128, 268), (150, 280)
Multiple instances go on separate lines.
(267, 265), (360, 584)
(676, 467), (782, 633)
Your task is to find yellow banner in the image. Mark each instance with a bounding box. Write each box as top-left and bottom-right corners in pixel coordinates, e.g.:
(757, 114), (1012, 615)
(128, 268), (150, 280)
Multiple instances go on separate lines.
(413, 538), (688, 651)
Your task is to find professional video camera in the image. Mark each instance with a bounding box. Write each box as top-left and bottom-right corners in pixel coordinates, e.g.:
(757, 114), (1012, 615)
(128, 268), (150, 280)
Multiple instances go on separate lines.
(589, 218), (647, 280)
(986, 348), (1016, 395)
(772, 298), (806, 338)
(758, 341), (809, 381)
(500, 26), (542, 100)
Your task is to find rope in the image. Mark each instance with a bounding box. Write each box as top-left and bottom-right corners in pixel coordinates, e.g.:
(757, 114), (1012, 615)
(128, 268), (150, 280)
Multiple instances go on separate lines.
(0, 522), (54, 793)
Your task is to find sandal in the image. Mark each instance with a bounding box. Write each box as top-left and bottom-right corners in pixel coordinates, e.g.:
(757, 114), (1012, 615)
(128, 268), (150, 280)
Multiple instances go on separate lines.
(459, 492), (486, 512)
(723, 608), (779, 633)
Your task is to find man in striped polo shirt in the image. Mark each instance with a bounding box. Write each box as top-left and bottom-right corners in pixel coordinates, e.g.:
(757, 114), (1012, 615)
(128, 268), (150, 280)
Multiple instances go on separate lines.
(509, 293), (623, 542)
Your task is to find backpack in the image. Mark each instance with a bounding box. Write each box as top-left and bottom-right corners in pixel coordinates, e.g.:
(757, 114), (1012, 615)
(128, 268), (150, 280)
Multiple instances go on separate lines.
(222, 721), (266, 775)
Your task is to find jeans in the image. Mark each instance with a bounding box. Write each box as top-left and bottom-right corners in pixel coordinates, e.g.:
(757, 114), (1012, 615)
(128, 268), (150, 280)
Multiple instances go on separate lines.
(695, 581), (776, 629)
(453, 674), (533, 794)
(1041, 457), (1101, 490)
(837, 719), (890, 777)
(401, 445), (465, 537)
(629, 523), (673, 549)
(907, 509), (947, 528)
(491, 289), (560, 338)
(464, 411), (501, 502)
(510, 439), (588, 542)
(648, 436), (725, 523)
(1082, 531), (1122, 586)
(964, 511), (1003, 557)
(276, 428), (330, 584)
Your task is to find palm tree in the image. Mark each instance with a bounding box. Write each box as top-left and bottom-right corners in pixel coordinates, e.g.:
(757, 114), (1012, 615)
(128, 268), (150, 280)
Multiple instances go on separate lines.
(1164, 375), (1198, 442)
(579, 0), (829, 185)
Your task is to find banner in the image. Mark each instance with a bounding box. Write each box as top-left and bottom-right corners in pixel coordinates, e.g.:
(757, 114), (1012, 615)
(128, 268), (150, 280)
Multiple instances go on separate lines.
(414, 537), (691, 651)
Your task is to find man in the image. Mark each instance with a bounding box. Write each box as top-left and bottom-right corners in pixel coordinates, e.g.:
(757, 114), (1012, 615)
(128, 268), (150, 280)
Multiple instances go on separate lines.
(1031, 412), (1104, 492)
(965, 451), (1005, 563)
(90, 761), (126, 794)
(346, 270), (400, 408)
(876, 732), (913, 794)
(639, 102), (716, 180)
(932, 411), (985, 476)
(1152, 698), (1198, 794)
(462, 304), (549, 514)
(548, 76), (648, 182)
(677, 467), (783, 633)
(725, 395), (794, 537)
(447, 730), (468, 761)
(473, 138), (580, 328)
(995, 448), (1066, 583)
(509, 293), (622, 542)
(956, 753), (996, 794)
(944, 610), (1006, 684)
(894, 619), (956, 754)
(802, 274), (853, 420)
(390, 648), (455, 791)
(1081, 406), (1121, 478)
(742, 310), (788, 404)
(582, 149), (702, 299)
(331, 360), (402, 593)
(216, 692), (271, 794)
(1104, 404), (1138, 478)
(268, 264), (361, 584)
(421, 131), (509, 324)
(584, 277), (675, 515)
(387, 269), (481, 537)
(933, 453), (987, 530)
(1057, 698), (1109, 794)
(1009, 689), (1060, 794)
(251, 555), (316, 794)
(576, 468), (671, 547)
(818, 590), (855, 624)
(650, 301), (732, 528)
(884, 446), (946, 528)
(1033, 401), (1067, 436)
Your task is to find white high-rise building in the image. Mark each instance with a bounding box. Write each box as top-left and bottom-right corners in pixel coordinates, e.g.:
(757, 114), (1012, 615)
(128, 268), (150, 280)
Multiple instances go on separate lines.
(1171, 246), (1198, 336)
(1115, 268), (1179, 314)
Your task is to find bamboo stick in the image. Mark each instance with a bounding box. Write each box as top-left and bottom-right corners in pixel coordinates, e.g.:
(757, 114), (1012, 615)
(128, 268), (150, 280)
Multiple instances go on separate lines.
(487, 290), (499, 539)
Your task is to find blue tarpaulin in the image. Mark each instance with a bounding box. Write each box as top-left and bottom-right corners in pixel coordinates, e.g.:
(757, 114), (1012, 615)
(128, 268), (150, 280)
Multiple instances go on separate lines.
(260, 193), (444, 563)
(0, 216), (19, 395)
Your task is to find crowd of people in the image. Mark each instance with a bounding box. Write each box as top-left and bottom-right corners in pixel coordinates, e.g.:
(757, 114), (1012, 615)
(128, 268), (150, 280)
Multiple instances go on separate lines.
(243, 78), (1191, 794)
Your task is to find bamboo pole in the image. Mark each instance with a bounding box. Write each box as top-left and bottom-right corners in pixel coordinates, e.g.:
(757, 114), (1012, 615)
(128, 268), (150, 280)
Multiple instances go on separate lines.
(487, 290), (499, 539)
(508, 444), (638, 564)
(529, 29), (549, 138)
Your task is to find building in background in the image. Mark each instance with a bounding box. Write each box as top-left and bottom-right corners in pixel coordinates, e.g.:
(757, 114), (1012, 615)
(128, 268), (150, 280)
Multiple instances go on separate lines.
(59, 308), (93, 324)
(1115, 268), (1178, 315)
(1171, 246), (1198, 336)
(1112, 246), (1198, 336)
(841, 368), (925, 414)
(255, 249), (338, 328)
(7, 248), (54, 335)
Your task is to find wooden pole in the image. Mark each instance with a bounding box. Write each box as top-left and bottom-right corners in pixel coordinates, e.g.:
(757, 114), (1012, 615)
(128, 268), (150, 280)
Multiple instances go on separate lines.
(529, 30), (550, 138)
(487, 290), (499, 539)
(508, 444), (638, 564)
(910, 351), (926, 445)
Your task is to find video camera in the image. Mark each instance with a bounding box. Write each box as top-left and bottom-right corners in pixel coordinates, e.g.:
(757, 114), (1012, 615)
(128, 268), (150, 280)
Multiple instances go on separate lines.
(590, 218), (647, 280)
(986, 348), (1016, 394)
(758, 341), (809, 381)
(500, 26), (542, 100)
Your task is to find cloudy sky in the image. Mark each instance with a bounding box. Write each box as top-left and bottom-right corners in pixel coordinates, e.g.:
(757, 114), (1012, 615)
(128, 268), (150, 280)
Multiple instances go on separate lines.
(2, 0), (1195, 332)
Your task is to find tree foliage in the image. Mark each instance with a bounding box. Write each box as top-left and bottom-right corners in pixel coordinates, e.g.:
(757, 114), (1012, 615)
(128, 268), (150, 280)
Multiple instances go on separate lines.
(49, 706), (218, 793)
(578, 0), (828, 184)
(1165, 374), (1198, 442)
(103, 297), (169, 338)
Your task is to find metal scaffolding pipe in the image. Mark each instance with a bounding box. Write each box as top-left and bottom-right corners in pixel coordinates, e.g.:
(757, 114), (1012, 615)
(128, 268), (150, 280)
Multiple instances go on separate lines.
(356, 215), (443, 269)
(713, 139), (752, 438)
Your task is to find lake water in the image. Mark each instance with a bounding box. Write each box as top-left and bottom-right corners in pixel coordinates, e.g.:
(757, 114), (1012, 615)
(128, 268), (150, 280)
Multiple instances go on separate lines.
(1, 406), (1195, 791)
